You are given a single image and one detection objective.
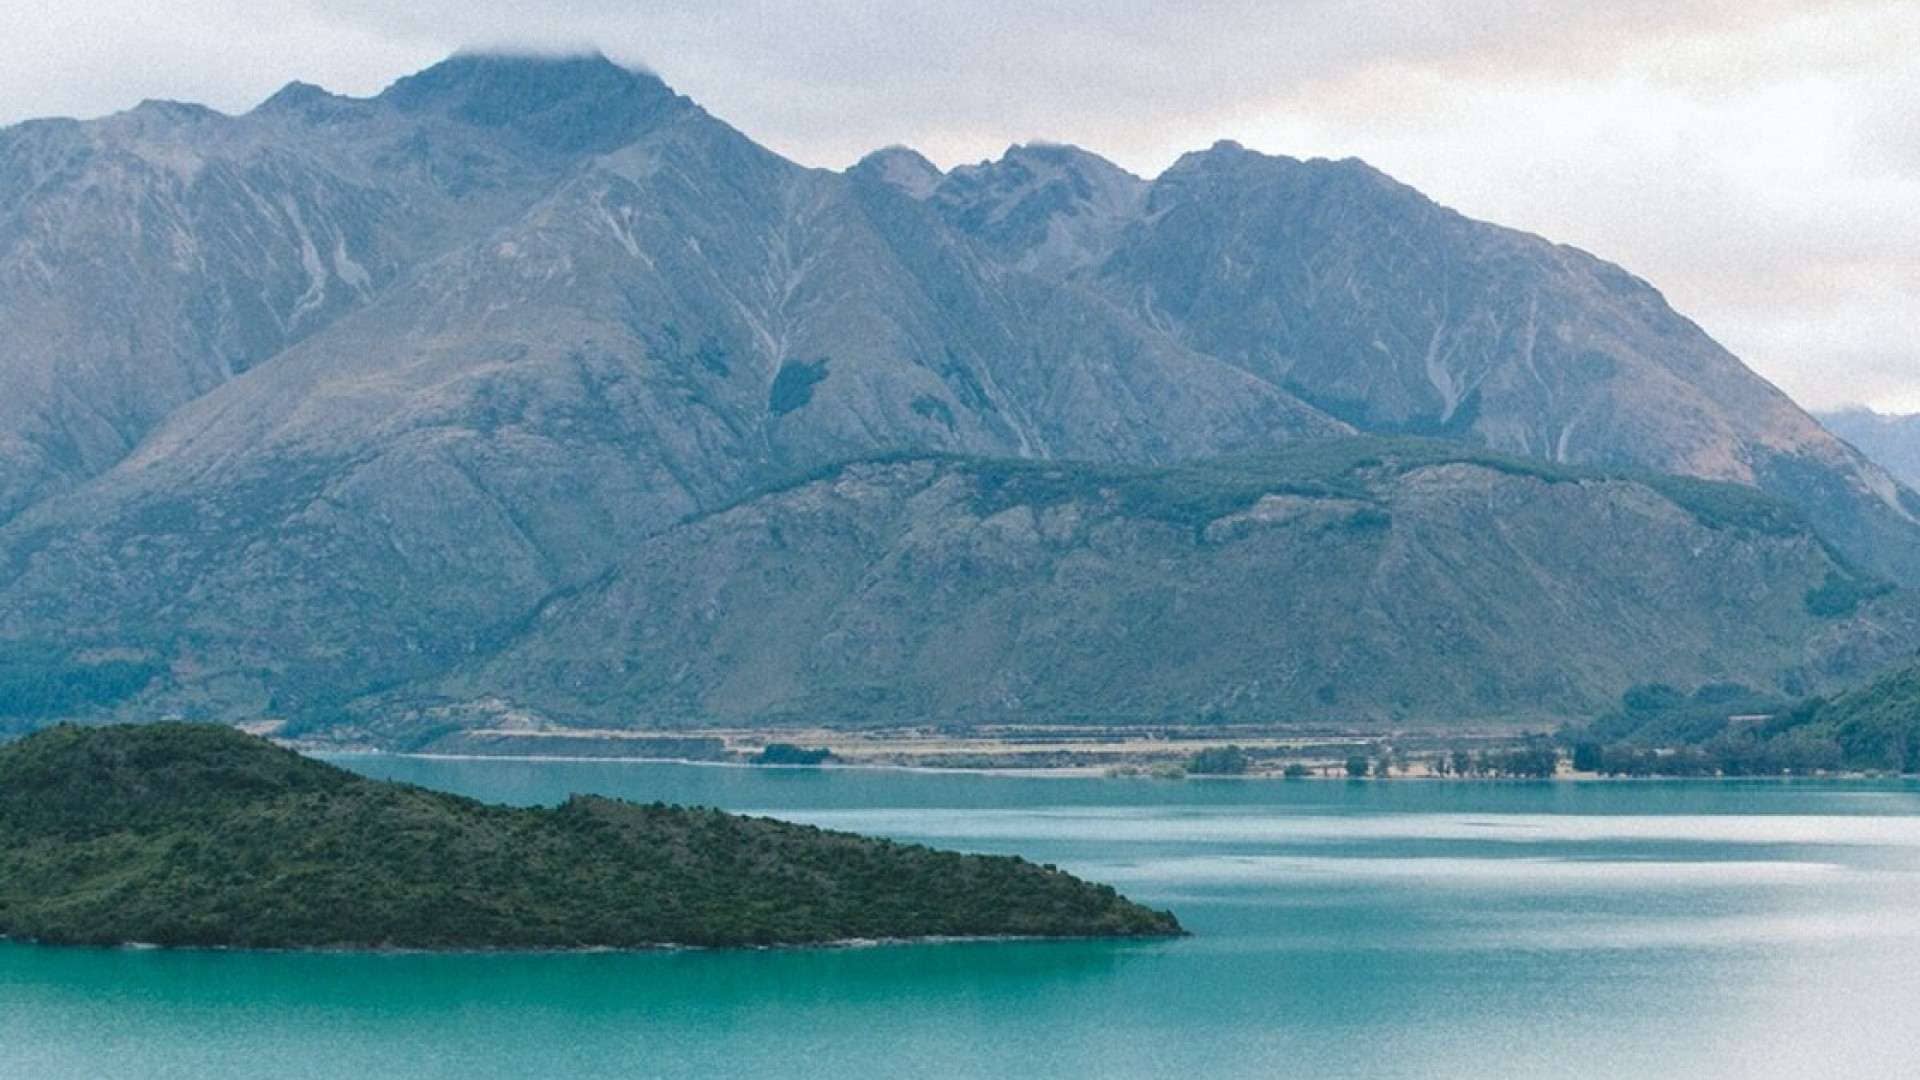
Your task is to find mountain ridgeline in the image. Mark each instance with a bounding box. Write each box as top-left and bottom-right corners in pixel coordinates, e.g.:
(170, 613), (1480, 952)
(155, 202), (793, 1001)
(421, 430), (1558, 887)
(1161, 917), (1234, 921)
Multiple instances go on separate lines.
(0, 723), (1179, 947)
(0, 52), (1916, 739)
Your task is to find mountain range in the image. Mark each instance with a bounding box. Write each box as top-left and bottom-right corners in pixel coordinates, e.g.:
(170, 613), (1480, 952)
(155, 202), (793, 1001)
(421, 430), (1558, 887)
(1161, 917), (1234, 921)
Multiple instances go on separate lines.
(1, 51), (1915, 742)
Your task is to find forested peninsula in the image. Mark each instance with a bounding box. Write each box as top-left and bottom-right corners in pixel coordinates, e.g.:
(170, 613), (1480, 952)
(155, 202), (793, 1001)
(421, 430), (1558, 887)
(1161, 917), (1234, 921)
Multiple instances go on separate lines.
(0, 724), (1180, 949)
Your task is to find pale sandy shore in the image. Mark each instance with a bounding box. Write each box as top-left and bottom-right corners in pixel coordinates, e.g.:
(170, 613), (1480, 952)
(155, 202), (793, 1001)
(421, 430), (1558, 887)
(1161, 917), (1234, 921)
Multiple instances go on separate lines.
(305, 725), (1895, 782)
(307, 722), (1594, 780)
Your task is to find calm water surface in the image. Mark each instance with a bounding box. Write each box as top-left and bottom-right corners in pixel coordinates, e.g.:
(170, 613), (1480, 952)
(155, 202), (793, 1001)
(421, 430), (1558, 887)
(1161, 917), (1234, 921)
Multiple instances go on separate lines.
(5, 758), (1919, 1079)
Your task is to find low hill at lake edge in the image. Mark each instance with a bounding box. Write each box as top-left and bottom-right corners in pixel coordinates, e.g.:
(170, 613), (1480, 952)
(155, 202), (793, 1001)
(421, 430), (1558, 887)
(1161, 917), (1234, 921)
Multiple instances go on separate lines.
(0, 724), (1180, 949)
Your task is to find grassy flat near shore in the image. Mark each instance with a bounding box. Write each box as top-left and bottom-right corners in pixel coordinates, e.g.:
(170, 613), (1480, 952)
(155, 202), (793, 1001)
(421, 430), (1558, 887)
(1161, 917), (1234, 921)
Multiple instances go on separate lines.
(0, 724), (1180, 949)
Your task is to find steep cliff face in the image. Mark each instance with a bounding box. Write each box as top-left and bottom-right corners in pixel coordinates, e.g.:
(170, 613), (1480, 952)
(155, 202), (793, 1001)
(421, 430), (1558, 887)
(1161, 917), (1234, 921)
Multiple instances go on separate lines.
(0, 53), (1914, 738)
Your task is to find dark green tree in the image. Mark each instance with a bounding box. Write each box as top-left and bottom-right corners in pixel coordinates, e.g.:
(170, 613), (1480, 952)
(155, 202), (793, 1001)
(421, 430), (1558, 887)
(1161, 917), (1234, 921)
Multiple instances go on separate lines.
(1571, 742), (1603, 773)
(1186, 744), (1252, 775)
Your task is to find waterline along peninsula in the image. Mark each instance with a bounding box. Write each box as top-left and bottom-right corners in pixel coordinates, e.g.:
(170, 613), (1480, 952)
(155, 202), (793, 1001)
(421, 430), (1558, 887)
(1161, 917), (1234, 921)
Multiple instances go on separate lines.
(0, 725), (1179, 949)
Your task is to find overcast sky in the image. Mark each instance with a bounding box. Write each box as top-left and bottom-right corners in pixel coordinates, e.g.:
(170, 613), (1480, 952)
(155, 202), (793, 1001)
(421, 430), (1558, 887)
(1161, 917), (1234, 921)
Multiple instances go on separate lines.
(3, 1), (1914, 412)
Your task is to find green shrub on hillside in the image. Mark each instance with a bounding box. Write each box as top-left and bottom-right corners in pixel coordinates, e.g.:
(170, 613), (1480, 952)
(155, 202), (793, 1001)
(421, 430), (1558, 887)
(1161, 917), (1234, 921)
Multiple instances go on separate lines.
(1186, 745), (1251, 775)
(1804, 570), (1894, 618)
(753, 743), (834, 765)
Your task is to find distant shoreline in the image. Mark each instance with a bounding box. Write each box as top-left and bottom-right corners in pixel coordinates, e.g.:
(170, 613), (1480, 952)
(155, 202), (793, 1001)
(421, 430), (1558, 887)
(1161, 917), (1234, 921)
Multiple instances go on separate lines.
(310, 744), (1904, 784)
(321, 749), (1119, 779)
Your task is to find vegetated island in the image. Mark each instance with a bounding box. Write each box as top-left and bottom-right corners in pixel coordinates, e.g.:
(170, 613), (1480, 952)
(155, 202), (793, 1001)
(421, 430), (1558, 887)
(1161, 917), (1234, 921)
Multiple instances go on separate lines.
(0, 723), (1180, 949)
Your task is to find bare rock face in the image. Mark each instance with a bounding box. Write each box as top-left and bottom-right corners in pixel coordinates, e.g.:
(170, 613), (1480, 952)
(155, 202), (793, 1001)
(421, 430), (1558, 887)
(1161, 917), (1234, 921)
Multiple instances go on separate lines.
(0, 53), (1915, 737)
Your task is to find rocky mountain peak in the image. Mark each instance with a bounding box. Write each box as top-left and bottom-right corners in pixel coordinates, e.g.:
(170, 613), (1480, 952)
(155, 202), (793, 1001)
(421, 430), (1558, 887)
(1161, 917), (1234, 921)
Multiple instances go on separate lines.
(252, 80), (343, 115)
(1162, 138), (1254, 172)
(1157, 140), (1327, 188)
(257, 80), (329, 106)
(116, 99), (225, 134)
(376, 51), (684, 153)
(933, 142), (1146, 274)
(852, 145), (943, 198)
(1157, 141), (1391, 186)
(944, 142), (1143, 208)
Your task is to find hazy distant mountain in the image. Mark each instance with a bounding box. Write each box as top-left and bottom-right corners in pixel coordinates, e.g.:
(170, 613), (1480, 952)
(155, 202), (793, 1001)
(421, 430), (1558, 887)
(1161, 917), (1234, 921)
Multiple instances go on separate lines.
(0, 52), (1914, 736)
(1820, 408), (1920, 490)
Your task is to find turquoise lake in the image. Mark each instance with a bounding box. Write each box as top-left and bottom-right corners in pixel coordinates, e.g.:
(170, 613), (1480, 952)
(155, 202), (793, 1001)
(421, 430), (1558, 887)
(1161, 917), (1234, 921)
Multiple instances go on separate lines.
(5, 758), (1920, 1079)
